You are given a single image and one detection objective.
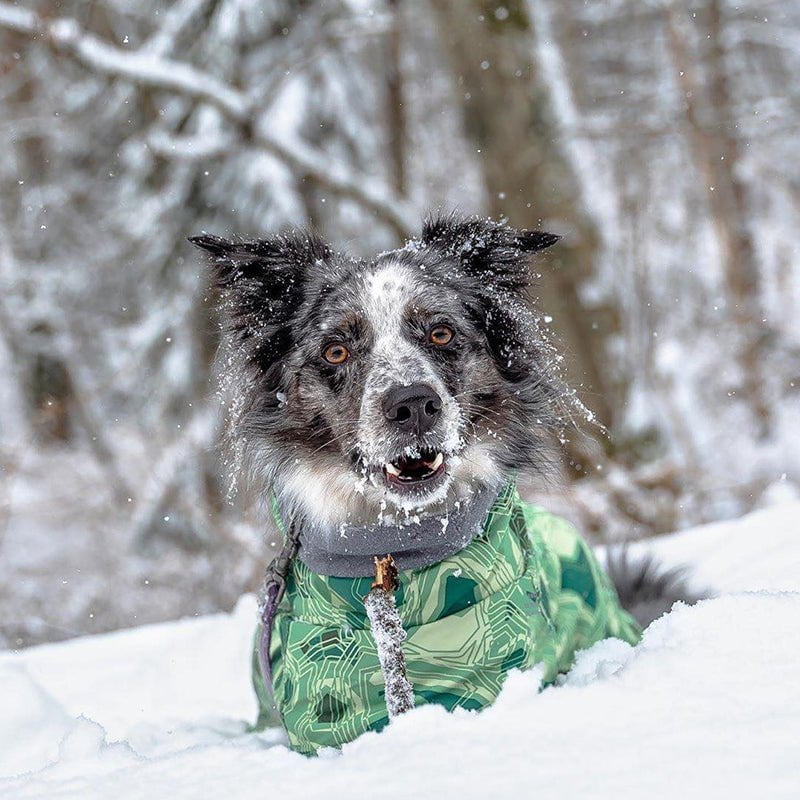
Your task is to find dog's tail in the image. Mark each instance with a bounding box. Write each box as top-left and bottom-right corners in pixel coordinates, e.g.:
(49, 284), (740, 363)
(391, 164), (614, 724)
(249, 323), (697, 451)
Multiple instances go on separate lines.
(605, 547), (708, 629)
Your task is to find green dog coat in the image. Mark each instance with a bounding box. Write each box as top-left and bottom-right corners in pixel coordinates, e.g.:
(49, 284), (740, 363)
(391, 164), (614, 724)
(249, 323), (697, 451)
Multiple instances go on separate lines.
(252, 483), (641, 754)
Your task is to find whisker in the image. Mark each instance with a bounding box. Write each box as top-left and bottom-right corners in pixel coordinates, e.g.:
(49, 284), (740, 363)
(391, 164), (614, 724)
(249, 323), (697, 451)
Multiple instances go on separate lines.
(307, 427), (358, 456)
(452, 382), (502, 400)
(466, 403), (503, 419)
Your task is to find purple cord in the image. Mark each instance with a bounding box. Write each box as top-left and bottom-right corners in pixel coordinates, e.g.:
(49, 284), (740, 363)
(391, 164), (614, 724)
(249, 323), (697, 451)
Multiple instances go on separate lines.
(258, 579), (281, 690)
(258, 519), (300, 694)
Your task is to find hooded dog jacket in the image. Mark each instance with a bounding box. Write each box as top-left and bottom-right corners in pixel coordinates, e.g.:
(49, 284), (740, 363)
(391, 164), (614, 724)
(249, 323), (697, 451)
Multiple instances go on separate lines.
(252, 484), (641, 754)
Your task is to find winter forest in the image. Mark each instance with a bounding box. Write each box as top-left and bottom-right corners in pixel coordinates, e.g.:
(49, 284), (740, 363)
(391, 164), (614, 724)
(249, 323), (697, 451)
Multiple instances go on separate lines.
(1, 0), (798, 651)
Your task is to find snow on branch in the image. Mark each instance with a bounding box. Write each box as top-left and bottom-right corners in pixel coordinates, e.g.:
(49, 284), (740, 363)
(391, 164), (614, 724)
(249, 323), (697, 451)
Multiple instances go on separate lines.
(0, 1), (417, 238)
(253, 130), (417, 237)
(147, 129), (236, 162)
(526, 0), (613, 240)
(142, 0), (216, 60)
(0, 3), (248, 119)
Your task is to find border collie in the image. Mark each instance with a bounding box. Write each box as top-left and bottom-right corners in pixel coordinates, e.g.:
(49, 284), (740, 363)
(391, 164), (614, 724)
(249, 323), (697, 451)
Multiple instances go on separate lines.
(190, 213), (695, 754)
(191, 213), (565, 535)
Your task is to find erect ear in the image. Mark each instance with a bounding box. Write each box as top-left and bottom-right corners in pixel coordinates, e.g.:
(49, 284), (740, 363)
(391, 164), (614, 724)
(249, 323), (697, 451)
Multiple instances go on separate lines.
(189, 231), (330, 368)
(189, 232), (330, 294)
(421, 214), (559, 382)
(421, 213), (559, 292)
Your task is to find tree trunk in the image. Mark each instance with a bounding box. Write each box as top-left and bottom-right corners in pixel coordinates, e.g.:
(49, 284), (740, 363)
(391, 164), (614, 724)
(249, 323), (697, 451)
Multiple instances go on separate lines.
(665, 0), (771, 435)
(386, 0), (407, 197)
(432, 0), (616, 434)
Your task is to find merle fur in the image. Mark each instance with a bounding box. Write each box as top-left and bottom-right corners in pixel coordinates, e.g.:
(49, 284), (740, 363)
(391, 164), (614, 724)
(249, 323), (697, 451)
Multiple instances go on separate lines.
(191, 213), (698, 622)
(190, 214), (568, 527)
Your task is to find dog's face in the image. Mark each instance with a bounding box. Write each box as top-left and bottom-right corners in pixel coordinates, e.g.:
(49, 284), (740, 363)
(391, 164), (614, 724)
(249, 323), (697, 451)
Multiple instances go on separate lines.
(191, 215), (562, 529)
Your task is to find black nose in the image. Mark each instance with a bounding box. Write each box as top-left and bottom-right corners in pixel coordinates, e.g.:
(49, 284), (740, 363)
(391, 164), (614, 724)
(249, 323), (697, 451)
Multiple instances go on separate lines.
(382, 384), (442, 435)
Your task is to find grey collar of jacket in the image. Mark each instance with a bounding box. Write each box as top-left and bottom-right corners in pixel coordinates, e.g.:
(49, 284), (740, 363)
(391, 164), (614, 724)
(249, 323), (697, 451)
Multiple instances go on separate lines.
(278, 483), (501, 578)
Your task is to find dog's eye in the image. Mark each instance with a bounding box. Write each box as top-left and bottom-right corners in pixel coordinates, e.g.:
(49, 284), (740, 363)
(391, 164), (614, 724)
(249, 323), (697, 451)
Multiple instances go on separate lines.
(322, 343), (350, 365)
(429, 325), (454, 346)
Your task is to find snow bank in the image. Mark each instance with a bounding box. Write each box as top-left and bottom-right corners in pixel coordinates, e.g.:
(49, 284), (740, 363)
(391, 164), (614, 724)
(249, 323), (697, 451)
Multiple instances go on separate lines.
(2, 504), (799, 799)
(626, 500), (800, 595)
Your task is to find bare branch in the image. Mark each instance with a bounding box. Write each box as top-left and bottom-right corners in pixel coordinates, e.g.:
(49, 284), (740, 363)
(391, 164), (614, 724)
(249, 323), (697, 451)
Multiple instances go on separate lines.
(130, 402), (222, 545)
(526, 0), (611, 240)
(0, 1), (417, 239)
(0, 4), (249, 118)
(147, 129), (235, 161)
(143, 0), (217, 59)
(253, 129), (417, 237)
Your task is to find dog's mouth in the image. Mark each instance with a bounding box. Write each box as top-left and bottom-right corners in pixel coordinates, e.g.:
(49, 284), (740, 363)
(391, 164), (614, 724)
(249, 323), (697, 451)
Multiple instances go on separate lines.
(381, 449), (446, 490)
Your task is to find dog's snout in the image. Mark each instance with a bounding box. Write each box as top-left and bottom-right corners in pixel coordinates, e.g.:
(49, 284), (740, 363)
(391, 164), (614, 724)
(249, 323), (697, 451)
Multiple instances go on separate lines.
(382, 383), (442, 435)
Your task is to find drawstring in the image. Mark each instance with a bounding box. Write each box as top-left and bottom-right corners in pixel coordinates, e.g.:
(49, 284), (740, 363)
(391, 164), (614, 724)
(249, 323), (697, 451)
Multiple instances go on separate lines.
(364, 555), (415, 717)
(259, 526), (416, 721)
(258, 518), (301, 694)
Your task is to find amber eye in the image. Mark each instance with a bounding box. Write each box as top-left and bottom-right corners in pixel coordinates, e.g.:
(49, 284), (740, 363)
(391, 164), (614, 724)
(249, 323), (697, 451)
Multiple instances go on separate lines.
(429, 324), (454, 346)
(322, 343), (350, 365)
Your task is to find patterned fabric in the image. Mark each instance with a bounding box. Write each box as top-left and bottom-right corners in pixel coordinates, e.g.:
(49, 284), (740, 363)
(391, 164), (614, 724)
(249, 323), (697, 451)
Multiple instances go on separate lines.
(252, 484), (641, 755)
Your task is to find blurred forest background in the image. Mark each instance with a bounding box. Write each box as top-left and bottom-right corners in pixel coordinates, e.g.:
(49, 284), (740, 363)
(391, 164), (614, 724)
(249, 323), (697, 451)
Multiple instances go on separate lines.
(1, 0), (798, 648)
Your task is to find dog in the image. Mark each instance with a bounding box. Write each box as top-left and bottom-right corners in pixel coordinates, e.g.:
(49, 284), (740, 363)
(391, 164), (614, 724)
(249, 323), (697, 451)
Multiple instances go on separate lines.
(191, 213), (693, 754)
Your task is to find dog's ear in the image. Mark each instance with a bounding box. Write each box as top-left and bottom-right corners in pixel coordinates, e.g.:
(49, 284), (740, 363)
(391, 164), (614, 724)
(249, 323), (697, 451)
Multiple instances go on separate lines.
(421, 213), (559, 292)
(421, 214), (559, 382)
(189, 231), (331, 368)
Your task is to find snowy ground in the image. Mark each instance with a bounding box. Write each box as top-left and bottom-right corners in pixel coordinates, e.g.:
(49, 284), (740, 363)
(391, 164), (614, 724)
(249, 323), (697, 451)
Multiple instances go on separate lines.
(2, 502), (799, 799)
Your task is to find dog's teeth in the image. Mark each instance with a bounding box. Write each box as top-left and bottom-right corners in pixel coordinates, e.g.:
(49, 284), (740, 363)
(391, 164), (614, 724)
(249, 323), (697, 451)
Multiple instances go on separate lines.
(428, 452), (444, 470)
(385, 462), (401, 476)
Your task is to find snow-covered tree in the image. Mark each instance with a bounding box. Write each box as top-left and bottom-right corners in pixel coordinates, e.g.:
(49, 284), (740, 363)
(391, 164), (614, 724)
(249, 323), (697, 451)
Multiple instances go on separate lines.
(0, 0), (797, 647)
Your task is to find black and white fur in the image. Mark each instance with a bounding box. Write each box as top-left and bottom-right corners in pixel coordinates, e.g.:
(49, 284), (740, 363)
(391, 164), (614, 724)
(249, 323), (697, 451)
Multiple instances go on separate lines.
(191, 215), (564, 529)
(191, 213), (696, 626)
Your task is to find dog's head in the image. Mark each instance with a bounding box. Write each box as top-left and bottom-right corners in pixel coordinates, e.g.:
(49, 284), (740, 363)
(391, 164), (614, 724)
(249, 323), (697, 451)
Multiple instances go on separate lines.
(191, 214), (563, 529)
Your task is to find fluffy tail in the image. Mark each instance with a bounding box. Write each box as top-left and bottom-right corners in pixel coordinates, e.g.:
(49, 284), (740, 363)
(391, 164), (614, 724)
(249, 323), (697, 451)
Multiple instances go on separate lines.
(605, 547), (708, 628)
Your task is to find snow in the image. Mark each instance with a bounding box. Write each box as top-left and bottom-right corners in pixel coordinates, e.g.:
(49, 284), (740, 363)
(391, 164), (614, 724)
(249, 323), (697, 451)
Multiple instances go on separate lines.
(2, 502), (800, 799)
(622, 500), (800, 595)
